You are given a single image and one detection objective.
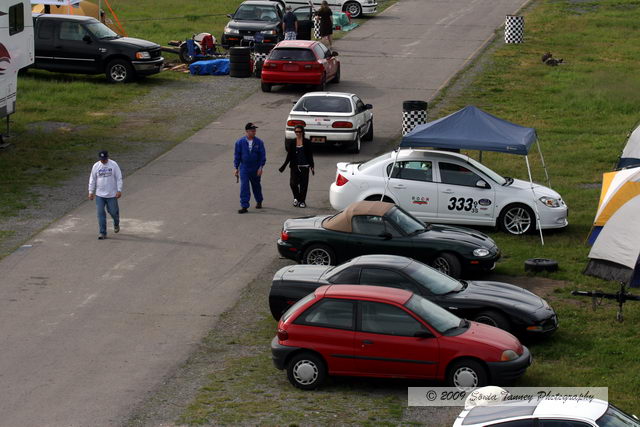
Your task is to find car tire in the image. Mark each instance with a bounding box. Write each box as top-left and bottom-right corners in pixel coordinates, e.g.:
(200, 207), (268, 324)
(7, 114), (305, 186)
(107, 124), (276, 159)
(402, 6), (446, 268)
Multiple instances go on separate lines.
(430, 252), (462, 279)
(363, 119), (373, 141)
(347, 133), (361, 154)
(302, 244), (335, 265)
(106, 59), (134, 83)
(344, 1), (363, 19)
(447, 359), (488, 389)
(286, 352), (327, 390)
(331, 64), (340, 83)
(179, 44), (194, 64)
(524, 258), (559, 273)
(317, 74), (327, 91)
(473, 310), (511, 332)
(498, 204), (536, 235)
(261, 82), (272, 92)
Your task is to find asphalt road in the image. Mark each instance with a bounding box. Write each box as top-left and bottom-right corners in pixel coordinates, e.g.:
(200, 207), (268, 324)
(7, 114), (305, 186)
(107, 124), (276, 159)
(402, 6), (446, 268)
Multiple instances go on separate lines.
(0, 1), (529, 425)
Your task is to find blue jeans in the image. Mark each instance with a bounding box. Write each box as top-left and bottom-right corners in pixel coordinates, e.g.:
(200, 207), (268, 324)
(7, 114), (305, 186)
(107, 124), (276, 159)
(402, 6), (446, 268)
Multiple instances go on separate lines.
(239, 169), (263, 208)
(96, 196), (119, 235)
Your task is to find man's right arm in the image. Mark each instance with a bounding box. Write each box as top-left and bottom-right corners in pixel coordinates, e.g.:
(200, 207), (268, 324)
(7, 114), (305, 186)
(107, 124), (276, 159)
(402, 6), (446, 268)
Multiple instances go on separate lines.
(88, 164), (97, 199)
(234, 140), (241, 175)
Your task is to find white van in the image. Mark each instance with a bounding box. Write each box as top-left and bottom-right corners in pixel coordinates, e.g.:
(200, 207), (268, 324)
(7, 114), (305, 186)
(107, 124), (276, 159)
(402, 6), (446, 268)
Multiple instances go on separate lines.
(0, 0), (34, 127)
(274, 0), (377, 19)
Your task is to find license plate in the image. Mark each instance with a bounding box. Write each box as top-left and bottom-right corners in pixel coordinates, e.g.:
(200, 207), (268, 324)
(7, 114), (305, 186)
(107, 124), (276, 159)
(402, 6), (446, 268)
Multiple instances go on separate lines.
(311, 136), (326, 143)
(283, 64), (298, 71)
(244, 35), (254, 41)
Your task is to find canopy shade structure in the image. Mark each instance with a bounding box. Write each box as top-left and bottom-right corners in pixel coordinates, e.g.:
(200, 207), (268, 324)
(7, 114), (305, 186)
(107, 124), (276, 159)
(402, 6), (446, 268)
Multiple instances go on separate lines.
(30, 0), (81, 5)
(617, 123), (640, 170)
(400, 105), (538, 155)
(32, 1), (98, 18)
(585, 167), (640, 287)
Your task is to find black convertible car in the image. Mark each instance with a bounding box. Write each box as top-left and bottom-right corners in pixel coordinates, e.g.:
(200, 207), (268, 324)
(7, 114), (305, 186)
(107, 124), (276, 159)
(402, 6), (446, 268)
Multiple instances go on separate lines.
(277, 201), (500, 278)
(269, 254), (558, 337)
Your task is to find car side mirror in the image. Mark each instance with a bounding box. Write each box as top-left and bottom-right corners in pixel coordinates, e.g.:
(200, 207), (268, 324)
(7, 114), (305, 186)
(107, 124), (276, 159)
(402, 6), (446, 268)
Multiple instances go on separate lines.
(82, 35), (92, 43)
(378, 232), (392, 240)
(365, 104), (373, 110)
(331, 51), (339, 57)
(227, 13), (234, 18)
(476, 180), (489, 189)
(414, 330), (434, 339)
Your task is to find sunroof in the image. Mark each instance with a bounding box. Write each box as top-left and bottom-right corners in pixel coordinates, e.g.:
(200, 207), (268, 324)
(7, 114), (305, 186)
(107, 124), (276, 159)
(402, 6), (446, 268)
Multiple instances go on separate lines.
(462, 403), (537, 425)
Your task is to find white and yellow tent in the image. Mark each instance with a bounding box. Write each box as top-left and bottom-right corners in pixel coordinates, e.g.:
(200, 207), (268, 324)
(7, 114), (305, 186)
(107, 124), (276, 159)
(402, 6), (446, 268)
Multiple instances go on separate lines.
(585, 167), (640, 287)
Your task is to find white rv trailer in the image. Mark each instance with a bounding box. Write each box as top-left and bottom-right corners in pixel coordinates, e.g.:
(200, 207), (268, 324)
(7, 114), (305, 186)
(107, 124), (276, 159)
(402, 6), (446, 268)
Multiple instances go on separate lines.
(0, 0), (34, 134)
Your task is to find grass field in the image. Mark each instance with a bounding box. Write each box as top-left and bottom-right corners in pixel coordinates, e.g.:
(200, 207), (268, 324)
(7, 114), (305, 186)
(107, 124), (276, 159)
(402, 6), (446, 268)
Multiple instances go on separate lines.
(176, 0), (640, 423)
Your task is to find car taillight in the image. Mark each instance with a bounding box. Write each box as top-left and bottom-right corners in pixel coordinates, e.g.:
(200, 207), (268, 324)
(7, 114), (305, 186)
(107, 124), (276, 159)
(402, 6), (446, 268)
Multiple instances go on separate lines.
(303, 63), (321, 70)
(287, 120), (306, 127)
(332, 121), (353, 128)
(336, 174), (349, 186)
(277, 328), (289, 341)
(281, 230), (289, 241)
(267, 62), (277, 68)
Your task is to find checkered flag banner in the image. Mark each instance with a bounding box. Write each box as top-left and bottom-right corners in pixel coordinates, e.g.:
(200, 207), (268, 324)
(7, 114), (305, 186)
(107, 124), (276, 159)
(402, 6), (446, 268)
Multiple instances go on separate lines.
(313, 16), (321, 40)
(252, 52), (268, 73)
(505, 15), (524, 44)
(402, 100), (428, 136)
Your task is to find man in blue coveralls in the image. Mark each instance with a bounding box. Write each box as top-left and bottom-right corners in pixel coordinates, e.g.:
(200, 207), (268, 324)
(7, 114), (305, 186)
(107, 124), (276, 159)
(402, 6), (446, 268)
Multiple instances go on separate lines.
(234, 122), (267, 214)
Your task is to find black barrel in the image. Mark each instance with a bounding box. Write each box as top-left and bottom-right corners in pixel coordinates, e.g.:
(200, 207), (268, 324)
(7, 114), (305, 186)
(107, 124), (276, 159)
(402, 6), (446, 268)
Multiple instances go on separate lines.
(229, 47), (252, 78)
(402, 100), (427, 136)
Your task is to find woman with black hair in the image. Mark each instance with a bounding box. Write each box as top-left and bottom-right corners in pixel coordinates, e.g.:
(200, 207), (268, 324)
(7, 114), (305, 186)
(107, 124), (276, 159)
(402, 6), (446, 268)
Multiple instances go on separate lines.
(279, 125), (314, 208)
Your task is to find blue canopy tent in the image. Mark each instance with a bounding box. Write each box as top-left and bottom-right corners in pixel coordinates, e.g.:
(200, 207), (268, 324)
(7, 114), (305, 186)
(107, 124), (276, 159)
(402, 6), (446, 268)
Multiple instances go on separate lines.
(388, 105), (550, 243)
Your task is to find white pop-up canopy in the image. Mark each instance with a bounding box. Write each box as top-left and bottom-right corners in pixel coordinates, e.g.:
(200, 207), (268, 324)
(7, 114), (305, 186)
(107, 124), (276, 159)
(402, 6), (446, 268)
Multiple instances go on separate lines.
(31, 0), (81, 5)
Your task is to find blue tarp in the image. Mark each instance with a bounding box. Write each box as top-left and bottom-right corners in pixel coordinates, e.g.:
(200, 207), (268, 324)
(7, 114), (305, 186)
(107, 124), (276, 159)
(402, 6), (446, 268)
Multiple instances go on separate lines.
(400, 105), (538, 155)
(189, 59), (230, 76)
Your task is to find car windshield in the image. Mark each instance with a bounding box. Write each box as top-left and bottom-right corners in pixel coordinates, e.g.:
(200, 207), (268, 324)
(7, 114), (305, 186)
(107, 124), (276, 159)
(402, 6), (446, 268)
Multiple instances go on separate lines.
(596, 404), (640, 427)
(406, 261), (463, 295)
(358, 152), (392, 170)
(464, 156), (507, 185)
(385, 206), (427, 235)
(269, 48), (315, 61)
(86, 22), (119, 39)
(282, 292), (316, 322)
(405, 294), (462, 334)
(294, 96), (353, 113)
(234, 4), (279, 21)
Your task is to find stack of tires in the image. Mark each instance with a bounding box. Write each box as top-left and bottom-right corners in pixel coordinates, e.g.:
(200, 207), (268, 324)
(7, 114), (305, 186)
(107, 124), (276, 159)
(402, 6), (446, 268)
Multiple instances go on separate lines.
(253, 43), (275, 78)
(229, 47), (252, 78)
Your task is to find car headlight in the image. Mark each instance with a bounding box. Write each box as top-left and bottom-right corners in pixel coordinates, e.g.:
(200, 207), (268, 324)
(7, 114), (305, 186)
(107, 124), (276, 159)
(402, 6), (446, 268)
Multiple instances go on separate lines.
(539, 196), (560, 208)
(135, 51), (151, 59)
(473, 248), (490, 257)
(501, 350), (519, 361)
(225, 26), (240, 35)
(261, 29), (277, 35)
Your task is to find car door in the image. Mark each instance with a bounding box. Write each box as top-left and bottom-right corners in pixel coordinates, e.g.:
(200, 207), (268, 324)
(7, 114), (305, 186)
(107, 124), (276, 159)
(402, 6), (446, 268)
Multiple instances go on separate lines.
(33, 19), (58, 70)
(348, 215), (414, 259)
(353, 300), (439, 377)
(315, 42), (336, 79)
(293, 6), (313, 40)
(293, 297), (356, 373)
(436, 160), (495, 225)
(54, 21), (100, 72)
(352, 95), (371, 139)
(386, 160), (439, 221)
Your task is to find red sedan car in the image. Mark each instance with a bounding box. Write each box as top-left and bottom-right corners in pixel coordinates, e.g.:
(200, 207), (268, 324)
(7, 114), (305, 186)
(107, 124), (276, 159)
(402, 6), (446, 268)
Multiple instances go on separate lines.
(271, 285), (532, 390)
(261, 40), (340, 92)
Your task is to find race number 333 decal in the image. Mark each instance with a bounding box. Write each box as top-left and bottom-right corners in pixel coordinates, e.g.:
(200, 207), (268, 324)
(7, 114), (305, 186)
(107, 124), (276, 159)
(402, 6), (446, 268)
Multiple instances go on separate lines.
(448, 197), (479, 213)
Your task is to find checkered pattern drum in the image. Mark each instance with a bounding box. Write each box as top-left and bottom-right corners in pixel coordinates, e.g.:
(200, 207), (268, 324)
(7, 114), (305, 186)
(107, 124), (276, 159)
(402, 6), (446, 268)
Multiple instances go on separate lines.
(252, 52), (268, 73)
(313, 16), (321, 39)
(505, 15), (524, 44)
(402, 100), (428, 136)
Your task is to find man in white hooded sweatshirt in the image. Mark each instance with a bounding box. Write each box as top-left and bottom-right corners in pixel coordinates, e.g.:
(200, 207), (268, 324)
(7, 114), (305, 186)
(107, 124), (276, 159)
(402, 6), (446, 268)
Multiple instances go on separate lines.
(88, 150), (123, 240)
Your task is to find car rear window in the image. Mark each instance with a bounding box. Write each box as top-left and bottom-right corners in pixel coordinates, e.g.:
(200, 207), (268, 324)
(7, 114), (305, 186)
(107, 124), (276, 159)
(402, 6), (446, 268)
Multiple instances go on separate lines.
(269, 48), (316, 61)
(282, 292), (316, 322)
(293, 96), (353, 113)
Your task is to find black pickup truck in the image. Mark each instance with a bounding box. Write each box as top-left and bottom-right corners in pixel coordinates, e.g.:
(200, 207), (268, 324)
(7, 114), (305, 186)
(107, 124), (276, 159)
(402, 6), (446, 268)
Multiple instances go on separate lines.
(31, 14), (163, 83)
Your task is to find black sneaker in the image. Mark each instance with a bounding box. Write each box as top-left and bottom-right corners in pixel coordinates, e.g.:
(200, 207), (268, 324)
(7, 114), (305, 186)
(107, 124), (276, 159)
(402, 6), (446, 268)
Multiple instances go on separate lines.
(114, 224), (120, 233)
(238, 208), (248, 214)
(256, 202), (263, 209)
(98, 233), (106, 240)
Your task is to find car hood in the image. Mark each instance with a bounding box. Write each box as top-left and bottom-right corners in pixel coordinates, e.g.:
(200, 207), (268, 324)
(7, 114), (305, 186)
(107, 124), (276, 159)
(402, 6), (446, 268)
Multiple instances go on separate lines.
(458, 321), (523, 353)
(507, 178), (562, 199)
(451, 281), (546, 311)
(415, 224), (496, 249)
(107, 37), (160, 50)
(279, 264), (332, 282)
(227, 20), (279, 31)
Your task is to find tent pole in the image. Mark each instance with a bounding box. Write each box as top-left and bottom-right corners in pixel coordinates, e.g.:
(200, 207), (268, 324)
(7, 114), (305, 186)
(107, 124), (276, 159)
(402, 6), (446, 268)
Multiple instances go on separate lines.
(526, 155), (544, 245)
(536, 139), (551, 187)
(382, 148), (401, 201)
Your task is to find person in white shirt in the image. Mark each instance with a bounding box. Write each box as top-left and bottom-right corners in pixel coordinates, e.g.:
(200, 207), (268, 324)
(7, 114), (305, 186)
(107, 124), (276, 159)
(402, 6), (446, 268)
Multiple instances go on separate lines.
(88, 150), (123, 240)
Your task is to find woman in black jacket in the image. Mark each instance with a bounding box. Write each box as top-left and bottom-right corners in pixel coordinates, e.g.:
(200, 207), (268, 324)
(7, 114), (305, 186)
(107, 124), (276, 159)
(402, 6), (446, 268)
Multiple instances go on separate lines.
(279, 125), (315, 208)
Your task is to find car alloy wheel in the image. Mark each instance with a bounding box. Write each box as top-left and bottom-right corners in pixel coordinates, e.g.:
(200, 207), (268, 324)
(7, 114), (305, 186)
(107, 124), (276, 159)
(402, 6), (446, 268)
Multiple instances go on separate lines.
(502, 205), (533, 235)
(430, 253), (462, 278)
(344, 1), (362, 18)
(304, 247), (332, 265)
(473, 310), (510, 332)
(110, 64), (128, 82)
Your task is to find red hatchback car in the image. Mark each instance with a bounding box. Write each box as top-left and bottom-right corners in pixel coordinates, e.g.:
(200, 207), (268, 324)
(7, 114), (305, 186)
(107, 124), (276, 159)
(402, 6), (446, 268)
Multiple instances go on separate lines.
(261, 40), (340, 92)
(271, 285), (532, 390)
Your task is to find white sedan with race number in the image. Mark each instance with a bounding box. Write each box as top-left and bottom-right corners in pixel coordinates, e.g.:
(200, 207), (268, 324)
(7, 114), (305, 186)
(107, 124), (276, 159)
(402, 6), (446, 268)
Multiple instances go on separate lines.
(329, 149), (568, 235)
(285, 92), (373, 153)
